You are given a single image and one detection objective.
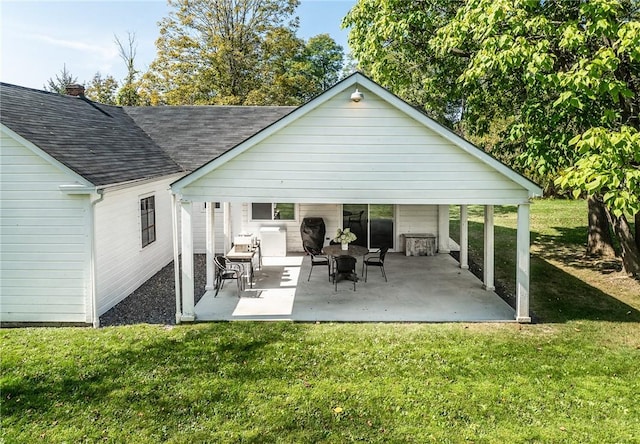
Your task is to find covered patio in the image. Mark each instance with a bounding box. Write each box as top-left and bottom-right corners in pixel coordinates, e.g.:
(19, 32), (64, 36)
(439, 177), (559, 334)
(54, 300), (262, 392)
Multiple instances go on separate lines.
(194, 252), (515, 322)
(172, 73), (542, 324)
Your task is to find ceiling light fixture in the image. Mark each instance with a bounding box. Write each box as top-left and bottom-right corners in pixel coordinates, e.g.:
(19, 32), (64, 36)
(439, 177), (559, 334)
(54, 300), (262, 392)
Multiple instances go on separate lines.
(350, 88), (364, 102)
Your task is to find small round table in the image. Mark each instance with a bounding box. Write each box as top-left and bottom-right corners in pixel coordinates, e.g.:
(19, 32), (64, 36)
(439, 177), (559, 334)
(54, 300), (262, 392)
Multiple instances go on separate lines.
(322, 244), (369, 258)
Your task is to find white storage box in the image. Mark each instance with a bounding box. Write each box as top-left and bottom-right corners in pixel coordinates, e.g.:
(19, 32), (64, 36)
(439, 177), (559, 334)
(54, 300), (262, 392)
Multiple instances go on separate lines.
(259, 227), (286, 257)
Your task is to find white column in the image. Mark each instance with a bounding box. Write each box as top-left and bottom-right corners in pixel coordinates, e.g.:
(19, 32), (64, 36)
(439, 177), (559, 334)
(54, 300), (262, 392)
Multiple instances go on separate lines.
(223, 202), (231, 253)
(180, 200), (195, 322)
(483, 205), (495, 291)
(516, 203), (532, 323)
(437, 204), (450, 253)
(459, 205), (469, 269)
(171, 194), (182, 324)
(205, 202), (216, 291)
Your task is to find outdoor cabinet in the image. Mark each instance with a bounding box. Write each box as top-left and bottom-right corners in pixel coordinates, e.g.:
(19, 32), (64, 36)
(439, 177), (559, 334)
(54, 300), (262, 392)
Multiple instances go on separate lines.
(260, 226), (287, 257)
(402, 233), (436, 256)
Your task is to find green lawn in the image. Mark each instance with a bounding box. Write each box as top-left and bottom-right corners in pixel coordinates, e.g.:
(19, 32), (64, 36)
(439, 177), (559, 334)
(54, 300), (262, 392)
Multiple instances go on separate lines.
(2, 199), (639, 443)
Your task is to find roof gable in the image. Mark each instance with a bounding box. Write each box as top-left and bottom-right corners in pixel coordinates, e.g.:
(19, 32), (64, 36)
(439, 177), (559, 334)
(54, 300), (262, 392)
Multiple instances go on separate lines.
(172, 73), (542, 199)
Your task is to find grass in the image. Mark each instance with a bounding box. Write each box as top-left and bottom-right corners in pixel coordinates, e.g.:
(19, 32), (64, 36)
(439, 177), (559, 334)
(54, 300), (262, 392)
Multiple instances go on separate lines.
(2, 199), (640, 443)
(450, 199), (639, 323)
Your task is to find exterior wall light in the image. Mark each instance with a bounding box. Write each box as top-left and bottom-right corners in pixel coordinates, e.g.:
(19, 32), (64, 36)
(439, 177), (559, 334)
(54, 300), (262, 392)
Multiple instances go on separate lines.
(350, 88), (364, 102)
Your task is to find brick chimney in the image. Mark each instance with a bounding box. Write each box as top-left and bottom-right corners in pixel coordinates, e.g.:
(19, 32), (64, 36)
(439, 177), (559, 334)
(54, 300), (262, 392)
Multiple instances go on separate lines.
(65, 84), (85, 97)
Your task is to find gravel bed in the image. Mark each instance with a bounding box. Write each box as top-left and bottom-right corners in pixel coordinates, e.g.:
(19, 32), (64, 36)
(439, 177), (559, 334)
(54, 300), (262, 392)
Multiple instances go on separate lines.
(99, 255), (206, 327)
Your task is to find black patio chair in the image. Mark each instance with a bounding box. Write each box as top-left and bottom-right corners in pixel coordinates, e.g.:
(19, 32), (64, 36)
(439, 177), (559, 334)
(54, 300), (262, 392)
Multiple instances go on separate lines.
(305, 246), (331, 281)
(348, 210), (365, 228)
(362, 247), (389, 282)
(333, 255), (357, 291)
(213, 255), (246, 297)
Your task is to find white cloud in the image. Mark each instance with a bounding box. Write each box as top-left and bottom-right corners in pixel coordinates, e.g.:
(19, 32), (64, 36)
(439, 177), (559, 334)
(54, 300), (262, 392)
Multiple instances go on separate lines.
(33, 34), (118, 61)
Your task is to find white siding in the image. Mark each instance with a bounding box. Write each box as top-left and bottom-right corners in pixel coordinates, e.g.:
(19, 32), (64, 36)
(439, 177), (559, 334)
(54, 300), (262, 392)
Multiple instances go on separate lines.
(222, 203), (340, 254)
(396, 205), (438, 253)
(180, 86), (531, 205)
(192, 202), (224, 254)
(219, 202), (438, 254)
(94, 178), (178, 315)
(0, 133), (91, 323)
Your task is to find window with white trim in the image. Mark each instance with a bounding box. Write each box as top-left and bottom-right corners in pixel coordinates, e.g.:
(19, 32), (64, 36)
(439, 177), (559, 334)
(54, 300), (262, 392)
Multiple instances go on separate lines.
(140, 196), (156, 248)
(251, 203), (295, 221)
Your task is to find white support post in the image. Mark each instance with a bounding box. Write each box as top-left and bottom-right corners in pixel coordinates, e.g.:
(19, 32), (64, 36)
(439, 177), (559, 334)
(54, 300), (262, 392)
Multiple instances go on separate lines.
(459, 205), (469, 269)
(180, 200), (195, 322)
(171, 194), (182, 324)
(223, 202), (231, 253)
(483, 205), (495, 291)
(205, 202), (216, 291)
(438, 204), (450, 253)
(516, 203), (532, 323)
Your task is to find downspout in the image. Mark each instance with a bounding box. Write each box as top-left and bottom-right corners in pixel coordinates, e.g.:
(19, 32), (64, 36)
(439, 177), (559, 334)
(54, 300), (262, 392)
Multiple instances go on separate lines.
(90, 189), (105, 328)
(171, 193), (182, 323)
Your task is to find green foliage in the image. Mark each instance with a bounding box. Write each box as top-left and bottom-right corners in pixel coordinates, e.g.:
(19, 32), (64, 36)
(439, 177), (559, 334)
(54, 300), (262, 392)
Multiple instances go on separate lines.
(557, 126), (640, 217)
(343, 0), (466, 125)
(85, 72), (118, 104)
(44, 64), (79, 94)
(141, 0), (342, 105)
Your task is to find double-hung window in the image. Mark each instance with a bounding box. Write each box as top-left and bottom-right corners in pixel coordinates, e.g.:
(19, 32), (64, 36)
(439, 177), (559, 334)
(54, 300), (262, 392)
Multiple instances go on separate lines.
(140, 196), (156, 248)
(251, 203), (295, 221)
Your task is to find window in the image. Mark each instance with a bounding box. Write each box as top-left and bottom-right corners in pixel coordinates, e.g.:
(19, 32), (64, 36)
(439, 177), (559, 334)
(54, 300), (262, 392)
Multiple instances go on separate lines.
(251, 203), (295, 221)
(140, 196), (156, 248)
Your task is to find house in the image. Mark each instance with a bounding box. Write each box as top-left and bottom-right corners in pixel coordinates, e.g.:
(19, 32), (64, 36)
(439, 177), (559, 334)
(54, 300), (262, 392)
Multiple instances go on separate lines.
(1, 73), (541, 326)
(170, 73), (542, 323)
(0, 83), (290, 326)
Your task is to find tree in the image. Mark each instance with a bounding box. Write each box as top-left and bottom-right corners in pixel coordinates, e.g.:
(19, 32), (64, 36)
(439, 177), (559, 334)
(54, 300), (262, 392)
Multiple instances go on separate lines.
(346, 0), (640, 276)
(304, 34), (344, 92)
(343, 0), (466, 125)
(143, 0), (299, 105)
(141, 0), (342, 105)
(44, 64), (79, 94)
(115, 32), (141, 106)
(85, 72), (118, 104)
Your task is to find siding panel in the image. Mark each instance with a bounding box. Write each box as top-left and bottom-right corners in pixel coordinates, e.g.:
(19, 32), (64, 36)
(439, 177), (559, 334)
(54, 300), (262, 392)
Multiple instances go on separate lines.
(0, 132), (91, 323)
(180, 88), (531, 204)
(94, 177), (179, 315)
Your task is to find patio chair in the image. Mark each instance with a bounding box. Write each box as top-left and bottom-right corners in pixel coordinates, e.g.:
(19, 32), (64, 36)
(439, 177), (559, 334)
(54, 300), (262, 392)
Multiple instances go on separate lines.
(213, 255), (246, 297)
(362, 247), (389, 282)
(348, 210), (365, 228)
(333, 255), (357, 291)
(305, 245), (331, 281)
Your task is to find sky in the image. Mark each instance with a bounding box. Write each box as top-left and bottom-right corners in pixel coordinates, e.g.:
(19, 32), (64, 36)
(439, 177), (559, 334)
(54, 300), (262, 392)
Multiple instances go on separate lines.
(0, 0), (356, 90)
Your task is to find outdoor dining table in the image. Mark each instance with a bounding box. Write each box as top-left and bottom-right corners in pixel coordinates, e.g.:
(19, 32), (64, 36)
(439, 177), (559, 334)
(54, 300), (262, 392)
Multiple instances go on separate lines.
(322, 244), (369, 259)
(226, 246), (257, 288)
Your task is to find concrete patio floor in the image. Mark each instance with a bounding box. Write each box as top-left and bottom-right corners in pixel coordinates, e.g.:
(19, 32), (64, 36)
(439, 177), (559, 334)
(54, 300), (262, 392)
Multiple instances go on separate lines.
(194, 252), (516, 322)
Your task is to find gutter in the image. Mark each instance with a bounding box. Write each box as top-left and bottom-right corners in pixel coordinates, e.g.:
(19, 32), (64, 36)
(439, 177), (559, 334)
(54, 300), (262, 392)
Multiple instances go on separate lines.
(89, 189), (105, 328)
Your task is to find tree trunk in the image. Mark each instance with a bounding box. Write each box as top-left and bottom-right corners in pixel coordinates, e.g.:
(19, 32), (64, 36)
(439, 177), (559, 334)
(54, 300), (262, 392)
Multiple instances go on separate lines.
(587, 195), (616, 257)
(609, 211), (640, 277)
(635, 211), (640, 250)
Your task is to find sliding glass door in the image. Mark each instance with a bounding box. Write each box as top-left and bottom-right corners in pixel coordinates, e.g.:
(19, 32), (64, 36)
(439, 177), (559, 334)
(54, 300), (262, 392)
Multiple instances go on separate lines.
(342, 204), (394, 249)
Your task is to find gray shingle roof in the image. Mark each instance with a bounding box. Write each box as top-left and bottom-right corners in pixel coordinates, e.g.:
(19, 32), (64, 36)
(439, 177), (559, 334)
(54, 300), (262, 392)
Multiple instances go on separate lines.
(0, 83), (184, 187)
(124, 105), (295, 171)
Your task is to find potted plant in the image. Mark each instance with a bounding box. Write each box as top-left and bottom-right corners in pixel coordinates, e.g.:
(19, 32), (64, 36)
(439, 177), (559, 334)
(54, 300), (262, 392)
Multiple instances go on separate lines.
(334, 228), (357, 250)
